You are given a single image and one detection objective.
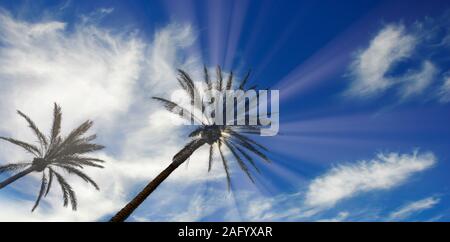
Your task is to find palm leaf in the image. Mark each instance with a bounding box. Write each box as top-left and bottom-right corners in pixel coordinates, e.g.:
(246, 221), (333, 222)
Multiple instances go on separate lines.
(56, 165), (99, 190)
(231, 138), (270, 163)
(46, 120), (95, 159)
(216, 66), (223, 90)
(223, 140), (254, 183)
(17, 110), (48, 149)
(64, 120), (94, 145)
(53, 160), (84, 168)
(177, 69), (203, 110)
(31, 172), (48, 212)
(188, 127), (203, 137)
(247, 84), (258, 90)
(152, 97), (202, 123)
(226, 129), (268, 151)
(64, 156), (105, 168)
(57, 143), (105, 157)
(232, 126), (262, 135)
(53, 169), (77, 210)
(45, 169), (54, 196)
(226, 71), (234, 90)
(233, 144), (261, 173)
(217, 142), (231, 191)
(50, 103), (62, 146)
(208, 145), (214, 172)
(0, 137), (41, 156)
(239, 69), (251, 89)
(0, 162), (31, 174)
(204, 65), (213, 91)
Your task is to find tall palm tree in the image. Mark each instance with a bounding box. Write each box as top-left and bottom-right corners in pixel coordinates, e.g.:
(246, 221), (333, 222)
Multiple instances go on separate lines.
(0, 103), (105, 211)
(110, 66), (271, 222)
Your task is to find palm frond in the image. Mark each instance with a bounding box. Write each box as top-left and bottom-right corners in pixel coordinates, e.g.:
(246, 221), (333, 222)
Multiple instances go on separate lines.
(204, 65), (213, 90)
(54, 160), (84, 168)
(247, 84), (258, 90)
(51, 168), (68, 206)
(32, 172), (48, 212)
(230, 138), (270, 163)
(216, 66), (223, 90)
(226, 129), (268, 151)
(176, 77), (194, 102)
(46, 120), (102, 160)
(226, 71), (234, 90)
(203, 65), (210, 85)
(217, 142), (231, 191)
(50, 103), (62, 146)
(223, 140), (254, 183)
(0, 162), (31, 174)
(56, 165), (99, 190)
(188, 126), (203, 137)
(239, 69), (251, 89)
(232, 126), (262, 135)
(52, 169), (77, 210)
(233, 144), (261, 173)
(47, 120), (93, 158)
(178, 69), (195, 92)
(62, 156), (105, 168)
(64, 120), (94, 145)
(76, 134), (97, 143)
(45, 169), (54, 196)
(57, 143), (105, 158)
(79, 157), (104, 163)
(152, 97), (202, 124)
(177, 69), (203, 110)
(0, 137), (41, 157)
(17, 110), (48, 149)
(208, 145), (214, 172)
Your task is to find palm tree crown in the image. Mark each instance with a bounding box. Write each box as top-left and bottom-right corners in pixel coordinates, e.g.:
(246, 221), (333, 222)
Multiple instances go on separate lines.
(0, 103), (105, 211)
(153, 66), (271, 189)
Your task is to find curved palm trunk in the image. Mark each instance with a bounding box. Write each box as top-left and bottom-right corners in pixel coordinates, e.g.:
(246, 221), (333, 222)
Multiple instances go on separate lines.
(0, 167), (35, 190)
(110, 139), (206, 222)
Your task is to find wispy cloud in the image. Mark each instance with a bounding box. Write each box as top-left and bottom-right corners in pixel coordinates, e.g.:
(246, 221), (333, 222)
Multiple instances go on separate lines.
(389, 196), (440, 220)
(304, 151), (436, 209)
(150, 151), (438, 222)
(316, 212), (349, 222)
(346, 14), (450, 103)
(0, 9), (216, 221)
(398, 60), (437, 98)
(438, 75), (450, 102)
(347, 24), (416, 97)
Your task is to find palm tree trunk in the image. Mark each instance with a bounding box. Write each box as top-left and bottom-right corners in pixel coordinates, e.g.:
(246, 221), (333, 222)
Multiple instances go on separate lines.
(110, 139), (206, 222)
(0, 167), (35, 189)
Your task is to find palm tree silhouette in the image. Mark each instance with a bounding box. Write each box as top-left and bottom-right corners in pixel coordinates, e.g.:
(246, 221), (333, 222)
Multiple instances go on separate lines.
(0, 103), (105, 211)
(110, 66), (271, 222)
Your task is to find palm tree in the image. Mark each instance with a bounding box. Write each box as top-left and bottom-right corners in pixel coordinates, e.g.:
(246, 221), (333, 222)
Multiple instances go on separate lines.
(0, 103), (105, 211)
(110, 66), (271, 222)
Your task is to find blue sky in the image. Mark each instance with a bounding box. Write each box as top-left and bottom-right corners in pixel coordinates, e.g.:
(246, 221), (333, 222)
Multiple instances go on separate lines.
(0, 0), (449, 221)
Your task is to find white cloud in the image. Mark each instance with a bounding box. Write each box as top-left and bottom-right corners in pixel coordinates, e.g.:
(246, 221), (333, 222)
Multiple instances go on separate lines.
(438, 75), (450, 102)
(304, 151), (436, 209)
(347, 18), (450, 103)
(0, 9), (223, 221)
(165, 149), (438, 222)
(389, 196), (440, 220)
(0, 10), (143, 134)
(348, 24), (416, 97)
(316, 212), (349, 222)
(398, 61), (437, 98)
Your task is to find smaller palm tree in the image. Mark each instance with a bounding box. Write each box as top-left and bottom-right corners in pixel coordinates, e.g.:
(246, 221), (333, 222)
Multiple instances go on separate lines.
(0, 103), (105, 211)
